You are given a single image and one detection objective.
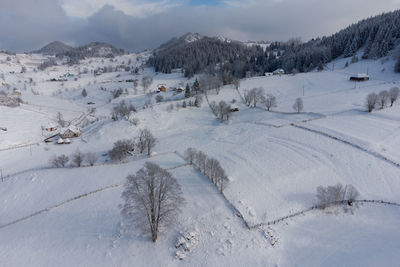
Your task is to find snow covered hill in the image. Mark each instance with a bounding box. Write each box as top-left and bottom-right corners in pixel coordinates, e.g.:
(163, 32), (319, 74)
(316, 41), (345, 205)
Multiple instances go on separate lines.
(0, 49), (400, 266)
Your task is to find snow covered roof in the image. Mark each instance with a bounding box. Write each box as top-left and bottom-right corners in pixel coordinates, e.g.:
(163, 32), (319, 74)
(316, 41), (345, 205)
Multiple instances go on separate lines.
(356, 73), (369, 78)
(57, 137), (64, 144)
(61, 125), (81, 134)
(43, 122), (58, 129)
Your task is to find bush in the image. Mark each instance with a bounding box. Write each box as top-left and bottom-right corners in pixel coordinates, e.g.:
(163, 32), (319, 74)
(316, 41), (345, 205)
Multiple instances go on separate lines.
(109, 139), (135, 161)
(316, 183), (359, 210)
(86, 152), (97, 166)
(50, 155), (69, 167)
(365, 93), (378, 112)
(155, 95), (164, 103)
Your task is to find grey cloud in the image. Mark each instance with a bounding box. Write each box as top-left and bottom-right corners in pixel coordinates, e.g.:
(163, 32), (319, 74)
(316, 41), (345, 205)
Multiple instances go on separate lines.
(0, 0), (399, 52)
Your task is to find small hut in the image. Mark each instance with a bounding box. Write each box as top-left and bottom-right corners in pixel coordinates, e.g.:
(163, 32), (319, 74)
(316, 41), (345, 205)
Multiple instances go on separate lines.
(350, 73), (369, 82)
(230, 104), (239, 112)
(158, 84), (167, 92)
(57, 137), (64, 144)
(273, 69), (285, 75)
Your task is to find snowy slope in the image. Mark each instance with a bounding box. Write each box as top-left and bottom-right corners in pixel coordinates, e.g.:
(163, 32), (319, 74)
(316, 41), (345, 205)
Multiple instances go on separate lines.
(0, 52), (400, 266)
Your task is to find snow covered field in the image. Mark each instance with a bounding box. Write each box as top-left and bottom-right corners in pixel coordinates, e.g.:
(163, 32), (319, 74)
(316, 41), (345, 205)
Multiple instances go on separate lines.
(0, 51), (400, 266)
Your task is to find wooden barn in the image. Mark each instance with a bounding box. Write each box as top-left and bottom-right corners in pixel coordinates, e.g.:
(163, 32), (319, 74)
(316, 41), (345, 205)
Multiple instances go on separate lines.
(350, 73), (369, 82)
(158, 84), (167, 92)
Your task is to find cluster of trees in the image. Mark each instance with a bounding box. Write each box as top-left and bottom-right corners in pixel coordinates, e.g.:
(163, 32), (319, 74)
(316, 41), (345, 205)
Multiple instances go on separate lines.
(109, 129), (156, 161)
(166, 95), (203, 112)
(142, 76), (153, 93)
(50, 150), (97, 168)
(61, 42), (125, 65)
(38, 59), (57, 70)
(184, 148), (228, 193)
(365, 87), (399, 112)
(0, 91), (22, 107)
(111, 100), (137, 121)
(243, 87), (303, 113)
(316, 183), (359, 211)
(121, 162), (184, 242)
(210, 100), (232, 121)
(150, 11), (400, 78)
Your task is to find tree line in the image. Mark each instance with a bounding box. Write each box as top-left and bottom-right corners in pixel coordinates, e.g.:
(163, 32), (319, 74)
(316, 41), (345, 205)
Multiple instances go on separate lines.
(149, 10), (400, 79)
(184, 148), (228, 193)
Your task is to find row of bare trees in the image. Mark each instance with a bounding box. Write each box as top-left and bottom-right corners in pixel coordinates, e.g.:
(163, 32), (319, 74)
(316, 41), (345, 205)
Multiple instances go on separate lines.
(366, 87), (399, 112)
(109, 129), (156, 161)
(244, 87), (304, 113)
(50, 150), (97, 168)
(184, 148), (228, 193)
(209, 100), (232, 121)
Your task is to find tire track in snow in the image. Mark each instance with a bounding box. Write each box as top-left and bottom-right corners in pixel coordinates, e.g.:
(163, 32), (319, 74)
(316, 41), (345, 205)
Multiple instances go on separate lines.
(0, 163), (189, 229)
(292, 123), (400, 168)
(291, 123), (400, 194)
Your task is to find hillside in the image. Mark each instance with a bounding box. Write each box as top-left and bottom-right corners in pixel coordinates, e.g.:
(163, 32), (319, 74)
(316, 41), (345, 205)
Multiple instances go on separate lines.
(0, 43), (400, 266)
(149, 10), (400, 78)
(33, 41), (73, 55)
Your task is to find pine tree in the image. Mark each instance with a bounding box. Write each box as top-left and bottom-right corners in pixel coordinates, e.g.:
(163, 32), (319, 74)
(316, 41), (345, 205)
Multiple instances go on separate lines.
(192, 79), (200, 95)
(185, 83), (191, 98)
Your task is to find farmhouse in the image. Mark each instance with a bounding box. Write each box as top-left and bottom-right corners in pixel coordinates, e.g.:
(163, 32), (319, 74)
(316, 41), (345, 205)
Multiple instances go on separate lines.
(350, 73), (369, 81)
(60, 125), (81, 138)
(42, 122), (58, 132)
(12, 89), (21, 96)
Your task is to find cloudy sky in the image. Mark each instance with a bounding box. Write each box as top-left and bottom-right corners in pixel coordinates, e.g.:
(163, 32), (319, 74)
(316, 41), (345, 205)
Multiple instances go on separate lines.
(1, 0), (400, 52)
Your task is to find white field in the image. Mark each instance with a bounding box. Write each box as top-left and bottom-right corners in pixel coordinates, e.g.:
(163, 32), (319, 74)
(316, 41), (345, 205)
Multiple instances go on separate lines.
(0, 51), (399, 266)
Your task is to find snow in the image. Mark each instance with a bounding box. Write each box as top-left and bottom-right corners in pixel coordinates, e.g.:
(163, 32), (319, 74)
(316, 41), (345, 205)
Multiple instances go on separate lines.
(0, 51), (400, 266)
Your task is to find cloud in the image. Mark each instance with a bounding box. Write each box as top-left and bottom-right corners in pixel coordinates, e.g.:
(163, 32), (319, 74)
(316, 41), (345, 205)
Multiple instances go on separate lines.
(60, 0), (182, 18)
(1, 0), (400, 52)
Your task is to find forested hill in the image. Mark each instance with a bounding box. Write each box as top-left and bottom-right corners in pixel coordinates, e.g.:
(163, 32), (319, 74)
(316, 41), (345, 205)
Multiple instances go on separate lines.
(149, 10), (400, 80)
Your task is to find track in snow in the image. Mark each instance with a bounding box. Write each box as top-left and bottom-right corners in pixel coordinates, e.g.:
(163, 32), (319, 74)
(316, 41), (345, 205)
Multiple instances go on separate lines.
(0, 162), (189, 229)
(292, 124), (400, 169)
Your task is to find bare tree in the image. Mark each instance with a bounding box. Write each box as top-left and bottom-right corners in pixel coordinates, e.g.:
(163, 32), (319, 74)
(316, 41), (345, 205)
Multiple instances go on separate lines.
(81, 88), (87, 97)
(209, 100), (218, 116)
(365, 93), (378, 112)
(232, 78), (240, 91)
(244, 87), (264, 107)
(50, 154), (69, 168)
(292, 97), (303, 113)
(213, 75), (223, 95)
(72, 149), (85, 167)
(121, 162), (184, 242)
(109, 139), (135, 161)
(196, 151), (207, 174)
(378, 90), (389, 109)
(142, 76), (153, 93)
(184, 147), (197, 165)
(264, 94), (277, 111)
(194, 95), (203, 107)
(316, 183), (359, 209)
(389, 87), (399, 107)
(137, 129), (156, 156)
(56, 112), (67, 127)
(86, 152), (97, 166)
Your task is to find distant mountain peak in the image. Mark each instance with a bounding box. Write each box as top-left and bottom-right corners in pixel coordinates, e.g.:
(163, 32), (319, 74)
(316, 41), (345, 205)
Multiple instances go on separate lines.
(34, 41), (73, 55)
(180, 32), (204, 43)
